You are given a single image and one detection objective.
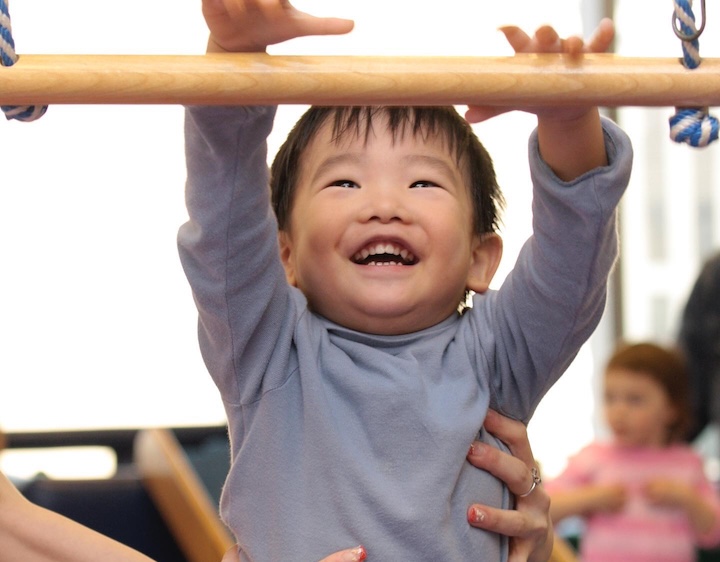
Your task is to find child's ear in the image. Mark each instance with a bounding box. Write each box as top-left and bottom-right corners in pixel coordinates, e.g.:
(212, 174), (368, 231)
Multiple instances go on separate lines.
(466, 233), (503, 294)
(278, 231), (298, 287)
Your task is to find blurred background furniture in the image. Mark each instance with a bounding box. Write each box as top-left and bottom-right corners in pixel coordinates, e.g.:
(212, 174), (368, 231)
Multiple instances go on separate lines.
(5, 426), (230, 562)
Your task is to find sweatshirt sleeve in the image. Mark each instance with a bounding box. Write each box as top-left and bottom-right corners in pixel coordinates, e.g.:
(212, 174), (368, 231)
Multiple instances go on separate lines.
(475, 117), (633, 421)
(177, 105), (297, 406)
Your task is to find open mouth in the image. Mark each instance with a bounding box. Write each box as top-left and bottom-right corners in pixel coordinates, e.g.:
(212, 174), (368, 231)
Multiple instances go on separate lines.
(352, 242), (417, 266)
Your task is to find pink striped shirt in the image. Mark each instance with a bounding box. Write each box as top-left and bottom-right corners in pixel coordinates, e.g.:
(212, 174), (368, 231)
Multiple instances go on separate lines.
(546, 442), (720, 562)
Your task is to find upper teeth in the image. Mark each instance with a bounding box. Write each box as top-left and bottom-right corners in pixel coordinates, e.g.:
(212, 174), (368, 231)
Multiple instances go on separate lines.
(353, 243), (414, 263)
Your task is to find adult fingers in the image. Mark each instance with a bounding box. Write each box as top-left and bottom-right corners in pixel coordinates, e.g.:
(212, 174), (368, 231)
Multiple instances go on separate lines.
(467, 503), (529, 536)
(466, 497), (551, 560)
(222, 544), (367, 562)
(317, 546), (367, 562)
(467, 440), (531, 497)
(482, 409), (534, 465)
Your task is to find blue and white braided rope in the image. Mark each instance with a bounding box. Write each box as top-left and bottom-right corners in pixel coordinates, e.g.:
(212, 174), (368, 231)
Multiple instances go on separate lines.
(669, 0), (718, 147)
(670, 108), (720, 146)
(0, 0), (47, 121)
(674, 0), (702, 69)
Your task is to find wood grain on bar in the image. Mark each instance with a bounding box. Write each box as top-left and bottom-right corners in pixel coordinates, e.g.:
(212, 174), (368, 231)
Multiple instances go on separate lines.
(1, 52), (719, 106)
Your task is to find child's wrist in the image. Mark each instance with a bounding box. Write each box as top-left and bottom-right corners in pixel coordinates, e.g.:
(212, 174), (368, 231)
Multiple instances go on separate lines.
(537, 108), (606, 180)
(537, 107), (598, 133)
(206, 36), (229, 53)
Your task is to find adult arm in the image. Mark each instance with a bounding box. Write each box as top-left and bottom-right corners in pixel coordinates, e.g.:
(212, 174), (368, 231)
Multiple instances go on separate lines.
(0, 471), (154, 562)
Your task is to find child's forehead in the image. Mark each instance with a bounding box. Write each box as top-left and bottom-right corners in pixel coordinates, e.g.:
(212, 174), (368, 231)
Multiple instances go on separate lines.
(306, 115), (459, 159)
(605, 367), (662, 389)
(298, 126), (467, 188)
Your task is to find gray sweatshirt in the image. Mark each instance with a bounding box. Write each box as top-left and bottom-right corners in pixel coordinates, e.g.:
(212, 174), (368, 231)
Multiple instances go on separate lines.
(178, 105), (632, 561)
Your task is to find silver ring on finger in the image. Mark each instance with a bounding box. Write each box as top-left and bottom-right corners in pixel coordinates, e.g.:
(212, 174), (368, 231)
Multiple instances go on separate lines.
(519, 466), (542, 497)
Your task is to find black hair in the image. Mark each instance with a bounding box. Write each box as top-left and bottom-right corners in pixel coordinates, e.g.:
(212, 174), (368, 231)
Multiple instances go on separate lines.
(270, 106), (504, 234)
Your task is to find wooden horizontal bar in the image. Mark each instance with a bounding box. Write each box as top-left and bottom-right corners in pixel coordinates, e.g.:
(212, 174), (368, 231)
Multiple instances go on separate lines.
(1, 52), (719, 107)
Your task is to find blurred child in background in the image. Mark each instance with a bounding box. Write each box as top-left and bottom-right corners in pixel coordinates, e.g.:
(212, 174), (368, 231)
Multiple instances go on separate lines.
(547, 342), (720, 562)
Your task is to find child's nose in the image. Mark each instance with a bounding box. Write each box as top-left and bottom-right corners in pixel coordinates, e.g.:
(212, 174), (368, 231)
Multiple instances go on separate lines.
(363, 185), (408, 223)
(606, 402), (626, 422)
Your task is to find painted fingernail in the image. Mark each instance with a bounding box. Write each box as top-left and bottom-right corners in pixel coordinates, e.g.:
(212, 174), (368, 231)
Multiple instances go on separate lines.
(345, 545), (367, 561)
(468, 442), (484, 456)
(469, 506), (486, 524)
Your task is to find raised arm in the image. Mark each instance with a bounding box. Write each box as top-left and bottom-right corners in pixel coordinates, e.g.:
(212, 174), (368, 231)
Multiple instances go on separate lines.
(467, 19), (615, 180)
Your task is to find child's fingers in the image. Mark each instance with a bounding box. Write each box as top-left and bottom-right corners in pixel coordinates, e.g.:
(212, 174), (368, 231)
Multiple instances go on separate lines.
(533, 25), (562, 51)
(563, 36), (585, 56)
(498, 26), (533, 53)
(292, 13), (355, 37)
(465, 106), (507, 124)
(208, 0), (353, 51)
(500, 20), (614, 56)
(584, 17), (615, 53)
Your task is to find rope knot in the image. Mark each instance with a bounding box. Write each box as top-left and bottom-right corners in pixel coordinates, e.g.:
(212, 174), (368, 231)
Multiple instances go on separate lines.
(669, 108), (720, 147)
(0, 0), (47, 122)
(670, 0), (717, 147)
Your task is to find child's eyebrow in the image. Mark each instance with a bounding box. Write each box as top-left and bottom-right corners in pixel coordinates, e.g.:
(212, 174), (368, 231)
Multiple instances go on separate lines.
(401, 154), (459, 179)
(311, 153), (366, 182)
(310, 153), (459, 183)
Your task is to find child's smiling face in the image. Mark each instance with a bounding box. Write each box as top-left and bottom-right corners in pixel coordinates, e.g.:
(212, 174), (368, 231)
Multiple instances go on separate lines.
(278, 115), (502, 335)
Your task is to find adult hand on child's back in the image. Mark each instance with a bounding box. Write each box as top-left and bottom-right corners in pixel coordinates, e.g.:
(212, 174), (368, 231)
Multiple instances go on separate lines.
(203, 0), (354, 53)
(467, 410), (553, 562)
(219, 411), (551, 562)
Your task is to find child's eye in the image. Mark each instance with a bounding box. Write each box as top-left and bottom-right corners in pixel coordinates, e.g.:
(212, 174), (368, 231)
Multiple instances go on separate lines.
(329, 179), (359, 189)
(410, 180), (439, 188)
